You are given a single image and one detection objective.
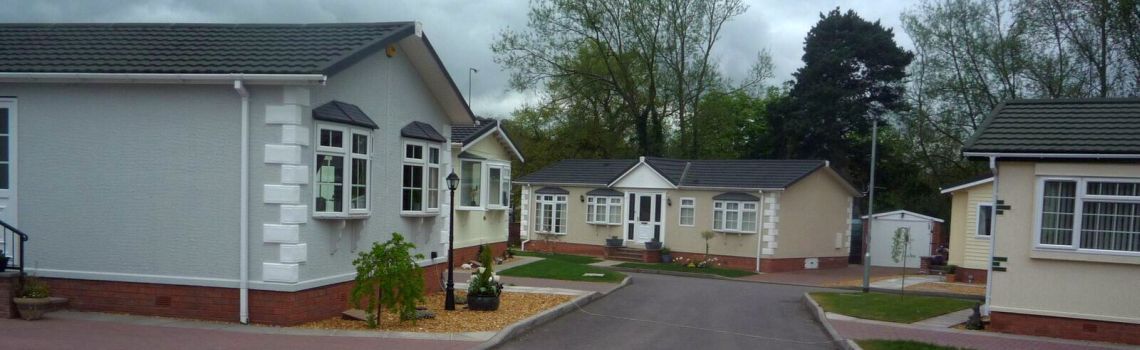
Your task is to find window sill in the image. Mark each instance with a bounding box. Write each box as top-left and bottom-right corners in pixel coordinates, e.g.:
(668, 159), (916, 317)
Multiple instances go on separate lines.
(486, 206), (509, 211)
(713, 229), (758, 235)
(456, 206), (485, 212)
(1030, 248), (1140, 265)
(400, 211), (440, 218)
(587, 222), (622, 226)
(972, 235), (992, 240)
(313, 213), (370, 220)
(534, 231), (567, 236)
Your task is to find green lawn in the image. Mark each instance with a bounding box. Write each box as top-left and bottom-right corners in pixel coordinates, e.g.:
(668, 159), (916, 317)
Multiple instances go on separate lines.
(856, 340), (972, 350)
(501, 252), (626, 283)
(810, 292), (976, 323)
(615, 262), (756, 278)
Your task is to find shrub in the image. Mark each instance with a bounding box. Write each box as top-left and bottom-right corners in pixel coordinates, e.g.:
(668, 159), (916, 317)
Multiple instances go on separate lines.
(18, 277), (50, 298)
(351, 233), (426, 328)
(468, 245), (503, 297)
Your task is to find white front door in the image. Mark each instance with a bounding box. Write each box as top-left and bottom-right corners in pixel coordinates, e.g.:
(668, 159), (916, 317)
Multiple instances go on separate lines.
(0, 99), (15, 227)
(625, 192), (663, 244)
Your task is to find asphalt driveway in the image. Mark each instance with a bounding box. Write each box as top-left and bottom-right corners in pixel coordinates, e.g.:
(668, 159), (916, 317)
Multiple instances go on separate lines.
(497, 273), (840, 350)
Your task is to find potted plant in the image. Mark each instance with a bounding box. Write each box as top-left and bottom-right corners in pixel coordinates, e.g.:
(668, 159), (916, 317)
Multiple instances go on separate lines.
(14, 277), (51, 320)
(944, 264), (958, 283)
(605, 236), (624, 247)
(467, 244), (502, 311)
(644, 237), (663, 250)
(660, 247), (673, 263)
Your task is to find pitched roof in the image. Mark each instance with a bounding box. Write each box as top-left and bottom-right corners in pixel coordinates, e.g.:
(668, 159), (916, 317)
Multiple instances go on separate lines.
(939, 172), (993, 194)
(586, 188), (624, 197)
(400, 121), (446, 142)
(312, 101), (378, 129)
(964, 98), (1140, 156)
(516, 157), (831, 190)
(451, 117), (498, 144)
(0, 22), (415, 75)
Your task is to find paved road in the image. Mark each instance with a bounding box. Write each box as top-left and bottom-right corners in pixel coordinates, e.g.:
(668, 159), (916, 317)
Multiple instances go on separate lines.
(498, 273), (840, 350)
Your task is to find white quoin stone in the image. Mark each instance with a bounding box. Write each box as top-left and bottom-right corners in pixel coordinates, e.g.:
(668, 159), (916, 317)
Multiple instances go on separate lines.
(767, 241), (779, 249)
(265, 105), (303, 125)
(263, 224), (300, 243)
(279, 244), (308, 263)
(281, 165), (309, 185)
(262, 263), (300, 283)
(761, 248), (775, 255)
(263, 185), (301, 204)
(280, 205), (309, 224)
(281, 125), (310, 146)
(768, 229), (779, 236)
(282, 87), (311, 106)
(762, 235), (776, 242)
(264, 144), (302, 164)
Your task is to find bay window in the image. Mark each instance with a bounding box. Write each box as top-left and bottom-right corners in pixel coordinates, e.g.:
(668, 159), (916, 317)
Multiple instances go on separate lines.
(315, 124), (371, 217)
(586, 196), (622, 225)
(457, 158), (511, 211)
(460, 160), (483, 208)
(713, 200), (759, 233)
(1037, 178), (1140, 253)
(401, 141), (441, 215)
(535, 194), (567, 234)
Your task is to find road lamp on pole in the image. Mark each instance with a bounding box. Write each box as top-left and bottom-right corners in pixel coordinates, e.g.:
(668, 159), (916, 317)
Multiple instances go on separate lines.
(445, 171), (460, 311)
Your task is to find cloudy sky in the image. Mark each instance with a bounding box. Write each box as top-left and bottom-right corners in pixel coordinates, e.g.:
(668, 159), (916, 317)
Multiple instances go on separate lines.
(1, 0), (916, 118)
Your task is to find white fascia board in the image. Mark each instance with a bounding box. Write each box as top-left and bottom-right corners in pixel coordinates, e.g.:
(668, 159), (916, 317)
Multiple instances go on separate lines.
(512, 181), (608, 187)
(939, 177), (994, 194)
(459, 126), (526, 162)
(607, 158), (676, 189)
(0, 72), (327, 85)
(861, 210), (945, 223)
(964, 152), (1140, 160)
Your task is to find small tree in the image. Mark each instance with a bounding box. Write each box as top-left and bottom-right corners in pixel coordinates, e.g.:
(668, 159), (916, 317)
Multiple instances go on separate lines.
(700, 230), (716, 259)
(351, 233), (426, 328)
(889, 227), (911, 297)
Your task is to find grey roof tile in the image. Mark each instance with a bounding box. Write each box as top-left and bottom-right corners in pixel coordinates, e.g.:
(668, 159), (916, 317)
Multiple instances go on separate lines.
(312, 100), (377, 129)
(0, 22), (415, 75)
(586, 188), (624, 197)
(516, 159), (638, 185)
(517, 157), (828, 189)
(400, 121), (446, 143)
(964, 98), (1140, 155)
(451, 116), (497, 144)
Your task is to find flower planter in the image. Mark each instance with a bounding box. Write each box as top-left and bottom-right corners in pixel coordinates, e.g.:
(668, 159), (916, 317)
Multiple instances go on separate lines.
(660, 254), (673, 263)
(467, 295), (500, 311)
(945, 274), (957, 283)
(605, 238), (624, 247)
(14, 297), (50, 320)
(644, 241), (663, 250)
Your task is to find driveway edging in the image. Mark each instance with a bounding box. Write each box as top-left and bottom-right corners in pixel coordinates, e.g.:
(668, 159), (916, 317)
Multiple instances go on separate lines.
(472, 276), (633, 350)
(802, 292), (853, 350)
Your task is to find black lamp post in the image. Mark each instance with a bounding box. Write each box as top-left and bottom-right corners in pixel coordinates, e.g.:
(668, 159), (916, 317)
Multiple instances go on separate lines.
(445, 171), (460, 311)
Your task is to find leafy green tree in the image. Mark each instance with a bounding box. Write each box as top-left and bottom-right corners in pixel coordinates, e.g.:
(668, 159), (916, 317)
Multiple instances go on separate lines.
(350, 233), (425, 328)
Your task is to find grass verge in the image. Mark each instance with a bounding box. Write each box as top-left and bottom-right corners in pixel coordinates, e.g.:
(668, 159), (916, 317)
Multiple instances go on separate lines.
(615, 262), (756, 278)
(502, 252), (625, 283)
(856, 340), (972, 350)
(809, 292), (976, 323)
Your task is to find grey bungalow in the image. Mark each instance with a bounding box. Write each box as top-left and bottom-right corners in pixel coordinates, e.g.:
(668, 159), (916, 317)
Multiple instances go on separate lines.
(0, 22), (495, 325)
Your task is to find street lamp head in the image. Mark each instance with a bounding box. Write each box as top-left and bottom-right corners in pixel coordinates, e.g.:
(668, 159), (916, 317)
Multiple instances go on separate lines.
(447, 172), (460, 191)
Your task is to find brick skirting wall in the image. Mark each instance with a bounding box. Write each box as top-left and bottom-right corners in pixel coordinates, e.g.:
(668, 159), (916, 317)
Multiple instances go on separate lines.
(39, 242), (506, 326)
(990, 311), (1140, 345)
(523, 240), (846, 273)
(955, 267), (988, 284)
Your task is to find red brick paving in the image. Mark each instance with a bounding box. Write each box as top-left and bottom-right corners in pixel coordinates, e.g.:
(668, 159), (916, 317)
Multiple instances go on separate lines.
(831, 319), (1127, 350)
(0, 317), (477, 350)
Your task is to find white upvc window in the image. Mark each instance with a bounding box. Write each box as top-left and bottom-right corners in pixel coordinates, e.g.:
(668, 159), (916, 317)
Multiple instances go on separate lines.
(976, 203), (993, 237)
(712, 200), (759, 233)
(586, 196), (622, 225)
(487, 164), (510, 210)
(459, 160), (483, 209)
(679, 198), (695, 226)
(401, 141), (441, 215)
(1035, 177), (1140, 254)
(315, 124), (371, 218)
(535, 194), (567, 234)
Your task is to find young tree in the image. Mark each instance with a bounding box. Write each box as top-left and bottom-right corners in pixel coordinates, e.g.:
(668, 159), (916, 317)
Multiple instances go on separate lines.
(350, 233), (426, 328)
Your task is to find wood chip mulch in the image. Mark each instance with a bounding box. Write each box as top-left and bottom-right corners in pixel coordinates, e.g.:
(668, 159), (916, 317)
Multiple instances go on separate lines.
(296, 291), (573, 333)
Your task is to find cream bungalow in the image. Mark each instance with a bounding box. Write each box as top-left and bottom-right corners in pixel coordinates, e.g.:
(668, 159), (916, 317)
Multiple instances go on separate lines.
(514, 157), (860, 272)
(939, 174), (994, 284)
(963, 98), (1140, 345)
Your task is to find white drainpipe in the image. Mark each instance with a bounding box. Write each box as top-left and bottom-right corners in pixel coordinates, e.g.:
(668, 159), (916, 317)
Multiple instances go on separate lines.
(983, 156), (999, 316)
(520, 185), (531, 251)
(233, 80), (251, 324)
(755, 190), (765, 272)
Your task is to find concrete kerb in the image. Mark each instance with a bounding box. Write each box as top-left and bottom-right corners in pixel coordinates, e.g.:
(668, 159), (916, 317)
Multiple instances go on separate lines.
(802, 292), (854, 350)
(472, 276), (633, 350)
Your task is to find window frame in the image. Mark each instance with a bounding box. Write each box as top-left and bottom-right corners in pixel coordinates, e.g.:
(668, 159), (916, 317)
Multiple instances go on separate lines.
(534, 194), (568, 234)
(400, 140), (441, 216)
(678, 198), (695, 227)
(975, 202), (993, 238)
(586, 195), (623, 225)
(1033, 176), (1140, 256)
(486, 163), (511, 210)
(313, 123), (371, 219)
(712, 200), (759, 233)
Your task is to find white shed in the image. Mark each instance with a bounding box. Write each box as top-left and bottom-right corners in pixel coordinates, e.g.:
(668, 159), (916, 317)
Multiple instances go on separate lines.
(861, 210), (944, 268)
